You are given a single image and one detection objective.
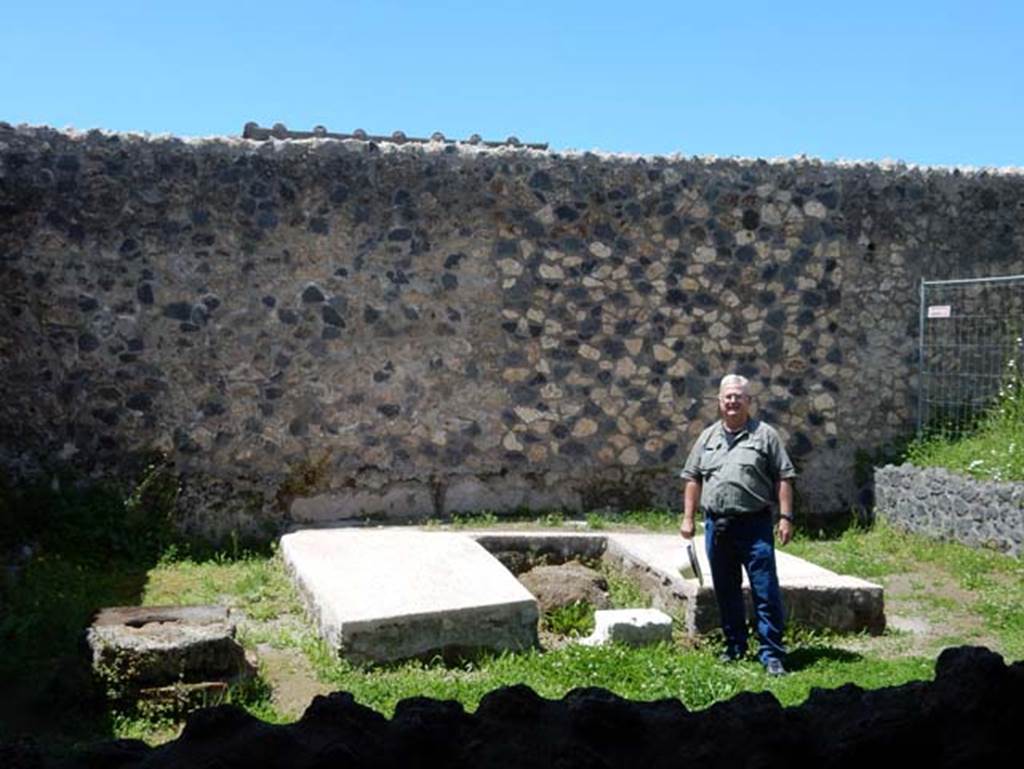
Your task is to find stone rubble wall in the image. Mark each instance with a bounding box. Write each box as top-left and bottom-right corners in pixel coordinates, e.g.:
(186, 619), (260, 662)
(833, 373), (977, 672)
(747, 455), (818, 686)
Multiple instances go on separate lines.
(1, 123), (1023, 536)
(875, 464), (1024, 556)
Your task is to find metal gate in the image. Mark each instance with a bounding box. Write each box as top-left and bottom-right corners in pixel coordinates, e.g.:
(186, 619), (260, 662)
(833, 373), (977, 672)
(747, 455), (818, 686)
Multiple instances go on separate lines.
(918, 274), (1024, 436)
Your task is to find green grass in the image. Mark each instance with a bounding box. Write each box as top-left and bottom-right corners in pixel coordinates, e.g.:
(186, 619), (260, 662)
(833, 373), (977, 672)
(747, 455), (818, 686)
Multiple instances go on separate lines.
(602, 564), (653, 609)
(298, 635), (934, 717)
(0, 472), (298, 748)
(142, 547), (302, 621)
(788, 518), (1024, 659)
(544, 601), (596, 637)
(904, 362), (1024, 481)
(585, 508), (680, 532)
(243, 518), (1020, 723)
(0, 550), (150, 746)
(449, 510), (501, 528)
(786, 519), (920, 579)
(91, 516), (1018, 743)
(434, 508), (681, 532)
(905, 428), (1024, 481)
(3, 475), (1022, 751)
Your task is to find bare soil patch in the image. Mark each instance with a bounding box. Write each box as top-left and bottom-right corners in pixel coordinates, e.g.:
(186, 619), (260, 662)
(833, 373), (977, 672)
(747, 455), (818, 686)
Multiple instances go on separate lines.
(828, 563), (1001, 659)
(256, 644), (333, 719)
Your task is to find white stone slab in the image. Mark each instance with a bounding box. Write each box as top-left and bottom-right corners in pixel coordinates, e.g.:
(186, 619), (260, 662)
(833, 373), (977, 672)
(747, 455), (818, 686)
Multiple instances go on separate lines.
(280, 529), (539, 663)
(606, 532), (870, 587)
(605, 531), (885, 634)
(605, 532), (713, 586)
(579, 608), (674, 647)
(471, 530), (884, 634)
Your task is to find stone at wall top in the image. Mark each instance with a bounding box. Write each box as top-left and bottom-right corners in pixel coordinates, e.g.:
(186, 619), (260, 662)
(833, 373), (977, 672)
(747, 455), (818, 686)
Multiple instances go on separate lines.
(4, 121), (1023, 177)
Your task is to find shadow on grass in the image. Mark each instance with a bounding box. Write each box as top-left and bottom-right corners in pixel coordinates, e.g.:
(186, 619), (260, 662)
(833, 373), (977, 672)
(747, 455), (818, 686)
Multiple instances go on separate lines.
(0, 553), (150, 747)
(0, 471), (222, 750)
(793, 509), (875, 542)
(787, 644), (864, 672)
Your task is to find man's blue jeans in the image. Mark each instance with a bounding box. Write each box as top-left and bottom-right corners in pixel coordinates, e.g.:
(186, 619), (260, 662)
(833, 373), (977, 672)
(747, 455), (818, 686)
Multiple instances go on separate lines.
(704, 511), (786, 664)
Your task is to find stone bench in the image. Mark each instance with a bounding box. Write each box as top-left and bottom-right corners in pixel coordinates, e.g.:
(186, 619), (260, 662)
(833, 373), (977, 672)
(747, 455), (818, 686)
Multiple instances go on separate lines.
(280, 529), (539, 664)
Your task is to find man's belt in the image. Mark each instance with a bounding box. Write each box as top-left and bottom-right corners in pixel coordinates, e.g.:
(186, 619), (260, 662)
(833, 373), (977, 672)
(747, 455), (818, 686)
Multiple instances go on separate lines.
(703, 507), (771, 518)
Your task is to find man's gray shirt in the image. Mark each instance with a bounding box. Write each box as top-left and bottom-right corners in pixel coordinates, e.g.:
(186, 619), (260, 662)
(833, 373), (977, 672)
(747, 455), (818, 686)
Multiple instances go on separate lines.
(680, 419), (797, 514)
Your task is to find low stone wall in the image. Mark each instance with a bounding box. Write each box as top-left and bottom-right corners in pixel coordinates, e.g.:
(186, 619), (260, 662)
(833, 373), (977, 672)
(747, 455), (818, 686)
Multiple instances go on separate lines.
(875, 464), (1024, 556)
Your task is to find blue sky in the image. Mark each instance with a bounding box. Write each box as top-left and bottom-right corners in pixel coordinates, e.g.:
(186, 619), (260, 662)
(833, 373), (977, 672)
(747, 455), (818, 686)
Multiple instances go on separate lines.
(2, 1), (1021, 166)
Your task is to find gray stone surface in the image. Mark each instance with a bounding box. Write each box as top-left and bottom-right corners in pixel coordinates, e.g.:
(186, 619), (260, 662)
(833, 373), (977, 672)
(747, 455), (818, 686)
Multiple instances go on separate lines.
(875, 463), (1024, 556)
(579, 608), (674, 647)
(3, 124), (1023, 533)
(442, 476), (582, 516)
(604, 531), (885, 635)
(290, 484), (436, 522)
(86, 605), (253, 700)
(279, 529), (539, 663)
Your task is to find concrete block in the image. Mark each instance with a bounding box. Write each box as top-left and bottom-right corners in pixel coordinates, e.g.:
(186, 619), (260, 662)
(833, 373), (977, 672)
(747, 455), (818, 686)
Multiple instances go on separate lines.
(86, 605), (253, 703)
(579, 608), (674, 647)
(603, 532), (709, 634)
(280, 529), (539, 663)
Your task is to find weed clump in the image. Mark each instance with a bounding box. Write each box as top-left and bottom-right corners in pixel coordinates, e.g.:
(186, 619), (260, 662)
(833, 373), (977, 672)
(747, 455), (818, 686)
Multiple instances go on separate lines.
(905, 336), (1024, 481)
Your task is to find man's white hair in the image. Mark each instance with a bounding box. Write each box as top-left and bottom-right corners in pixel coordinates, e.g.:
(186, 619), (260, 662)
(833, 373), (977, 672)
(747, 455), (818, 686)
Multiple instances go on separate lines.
(719, 374), (750, 395)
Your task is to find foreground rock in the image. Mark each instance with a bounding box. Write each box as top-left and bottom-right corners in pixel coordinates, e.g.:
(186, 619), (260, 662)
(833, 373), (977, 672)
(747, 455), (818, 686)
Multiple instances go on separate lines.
(35, 646), (1022, 768)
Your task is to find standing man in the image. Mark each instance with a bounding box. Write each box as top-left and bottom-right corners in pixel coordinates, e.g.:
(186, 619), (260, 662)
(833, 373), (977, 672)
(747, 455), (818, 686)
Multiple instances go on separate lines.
(679, 374), (796, 676)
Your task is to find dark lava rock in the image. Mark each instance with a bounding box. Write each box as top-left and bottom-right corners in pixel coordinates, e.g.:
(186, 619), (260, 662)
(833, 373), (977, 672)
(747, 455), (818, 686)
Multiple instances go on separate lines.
(40, 646), (1024, 769)
(77, 333), (100, 352)
(321, 306), (345, 327)
(529, 170), (553, 191)
(162, 302), (193, 321)
(555, 205), (578, 222)
(301, 285), (325, 303)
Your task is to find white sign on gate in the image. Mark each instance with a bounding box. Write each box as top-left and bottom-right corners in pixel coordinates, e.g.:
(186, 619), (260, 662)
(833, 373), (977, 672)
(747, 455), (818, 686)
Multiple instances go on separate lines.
(927, 305), (952, 318)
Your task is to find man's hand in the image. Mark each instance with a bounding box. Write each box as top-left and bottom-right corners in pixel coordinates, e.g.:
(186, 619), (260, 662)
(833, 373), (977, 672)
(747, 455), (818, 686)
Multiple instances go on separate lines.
(681, 480), (701, 540)
(777, 517), (793, 546)
(776, 479), (794, 546)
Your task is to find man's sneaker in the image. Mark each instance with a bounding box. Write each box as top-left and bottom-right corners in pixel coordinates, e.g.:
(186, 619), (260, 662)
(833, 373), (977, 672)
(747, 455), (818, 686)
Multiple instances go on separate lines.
(718, 651), (745, 663)
(764, 658), (786, 676)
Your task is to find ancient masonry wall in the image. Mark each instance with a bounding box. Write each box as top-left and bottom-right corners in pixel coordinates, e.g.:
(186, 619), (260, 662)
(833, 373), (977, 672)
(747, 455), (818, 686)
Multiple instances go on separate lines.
(875, 464), (1024, 556)
(1, 124), (1023, 536)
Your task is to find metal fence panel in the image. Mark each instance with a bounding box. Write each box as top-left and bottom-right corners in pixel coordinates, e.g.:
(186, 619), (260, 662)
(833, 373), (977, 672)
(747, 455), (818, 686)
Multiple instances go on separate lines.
(918, 274), (1024, 436)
